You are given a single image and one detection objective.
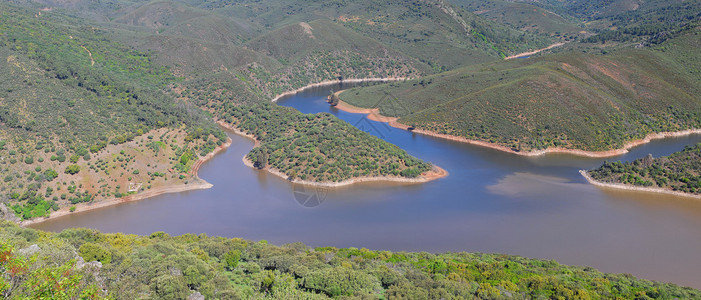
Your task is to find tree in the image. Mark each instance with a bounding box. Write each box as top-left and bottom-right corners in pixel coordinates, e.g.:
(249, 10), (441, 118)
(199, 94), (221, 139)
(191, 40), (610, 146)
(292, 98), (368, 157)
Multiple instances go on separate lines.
(65, 165), (80, 175)
(222, 250), (240, 271)
(1, 241), (104, 299)
(254, 148), (268, 169)
(151, 275), (188, 299)
(328, 93), (340, 106)
(43, 169), (58, 181)
(78, 243), (111, 264)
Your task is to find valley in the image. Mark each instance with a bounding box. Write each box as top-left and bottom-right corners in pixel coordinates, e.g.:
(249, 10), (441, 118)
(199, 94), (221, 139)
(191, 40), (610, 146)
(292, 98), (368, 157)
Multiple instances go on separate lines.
(1, 0), (701, 298)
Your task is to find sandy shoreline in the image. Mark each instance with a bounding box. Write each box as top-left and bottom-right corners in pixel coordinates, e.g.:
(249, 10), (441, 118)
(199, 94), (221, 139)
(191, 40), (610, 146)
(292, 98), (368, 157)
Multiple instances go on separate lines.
(218, 118), (447, 187)
(241, 154), (447, 187)
(334, 98), (701, 158)
(22, 137), (233, 226)
(271, 77), (409, 102)
(580, 170), (701, 200)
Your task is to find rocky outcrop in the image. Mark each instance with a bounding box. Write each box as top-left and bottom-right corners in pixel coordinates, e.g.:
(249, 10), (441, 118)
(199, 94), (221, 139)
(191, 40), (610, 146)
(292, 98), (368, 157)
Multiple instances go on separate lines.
(0, 203), (20, 223)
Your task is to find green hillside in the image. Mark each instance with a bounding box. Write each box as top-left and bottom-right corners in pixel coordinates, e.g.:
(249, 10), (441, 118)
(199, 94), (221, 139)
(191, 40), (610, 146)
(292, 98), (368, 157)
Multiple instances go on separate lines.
(112, 0), (261, 44)
(339, 26), (701, 153)
(231, 104), (432, 182)
(242, 19), (424, 97)
(10, 0), (557, 102)
(0, 3), (230, 219)
(0, 2), (440, 220)
(2, 222), (699, 299)
(28, 0), (554, 70)
(0, 4), (220, 146)
(451, 0), (585, 39)
(589, 143), (701, 195)
(525, 0), (701, 46)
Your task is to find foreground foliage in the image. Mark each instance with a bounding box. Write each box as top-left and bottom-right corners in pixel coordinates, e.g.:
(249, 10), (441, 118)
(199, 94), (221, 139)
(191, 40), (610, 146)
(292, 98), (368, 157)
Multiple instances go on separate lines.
(589, 143), (701, 195)
(1, 222), (699, 299)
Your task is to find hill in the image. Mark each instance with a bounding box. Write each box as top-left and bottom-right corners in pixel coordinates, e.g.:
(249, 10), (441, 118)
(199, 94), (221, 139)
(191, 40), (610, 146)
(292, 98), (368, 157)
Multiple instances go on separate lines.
(0, 2), (440, 220)
(0, 3), (231, 219)
(112, 0), (261, 44)
(587, 143), (701, 195)
(2, 221), (699, 299)
(26, 0), (555, 70)
(529, 0), (701, 46)
(229, 103), (434, 183)
(338, 26), (701, 154)
(241, 18), (424, 97)
(450, 0), (585, 39)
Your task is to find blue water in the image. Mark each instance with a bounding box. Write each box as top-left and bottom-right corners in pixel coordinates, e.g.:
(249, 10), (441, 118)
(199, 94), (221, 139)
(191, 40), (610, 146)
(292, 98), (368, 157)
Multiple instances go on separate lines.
(34, 84), (701, 288)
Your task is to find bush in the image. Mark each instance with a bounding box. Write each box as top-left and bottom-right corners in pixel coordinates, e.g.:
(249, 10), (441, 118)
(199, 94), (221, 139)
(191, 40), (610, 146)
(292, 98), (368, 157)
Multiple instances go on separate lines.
(43, 169), (58, 181)
(65, 165), (81, 175)
(78, 242), (111, 264)
(222, 250), (241, 270)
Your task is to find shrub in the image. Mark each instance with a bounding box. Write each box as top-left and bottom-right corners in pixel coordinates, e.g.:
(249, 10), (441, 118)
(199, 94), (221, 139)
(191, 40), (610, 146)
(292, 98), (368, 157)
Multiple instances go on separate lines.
(65, 165), (81, 175)
(78, 242), (111, 264)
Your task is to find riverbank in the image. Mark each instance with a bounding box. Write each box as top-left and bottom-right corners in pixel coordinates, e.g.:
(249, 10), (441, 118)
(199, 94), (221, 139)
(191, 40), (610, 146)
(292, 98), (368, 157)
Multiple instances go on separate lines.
(241, 154), (447, 187)
(218, 118), (448, 187)
(334, 98), (701, 158)
(22, 137), (232, 226)
(580, 170), (701, 200)
(271, 77), (410, 102)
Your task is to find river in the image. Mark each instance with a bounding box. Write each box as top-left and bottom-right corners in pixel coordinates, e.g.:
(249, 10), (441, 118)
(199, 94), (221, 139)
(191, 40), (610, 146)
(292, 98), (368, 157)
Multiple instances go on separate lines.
(32, 83), (701, 288)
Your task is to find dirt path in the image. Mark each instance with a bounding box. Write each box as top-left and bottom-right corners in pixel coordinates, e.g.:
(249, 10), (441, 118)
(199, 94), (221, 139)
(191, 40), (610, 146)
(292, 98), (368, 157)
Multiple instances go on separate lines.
(504, 42), (566, 60)
(81, 46), (95, 66)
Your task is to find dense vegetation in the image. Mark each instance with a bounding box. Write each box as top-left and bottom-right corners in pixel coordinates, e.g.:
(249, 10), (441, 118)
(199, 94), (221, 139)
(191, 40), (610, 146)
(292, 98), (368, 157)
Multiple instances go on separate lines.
(589, 143), (701, 195)
(2, 222), (700, 299)
(0, 4), (220, 146)
(226, 103), (432, 182)
(1, 0), (701, 296)
(451, 0), (586, 39)
(0, 3), (231, 220)
(339, 24), (701, 153)
(1, 1), (459, 219)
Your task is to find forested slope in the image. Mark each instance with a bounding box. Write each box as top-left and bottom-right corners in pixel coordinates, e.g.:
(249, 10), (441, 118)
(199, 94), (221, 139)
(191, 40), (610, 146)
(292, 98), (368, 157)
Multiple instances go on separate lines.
(588, 143), (701, 195)
(450, 0), (585, 39)
(0, 3), (228, 220)
(2, 222), (699, 299)
(231, 104), (432, 183)
(339, 25), (701, 153)
(0, 2), (442, 220)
